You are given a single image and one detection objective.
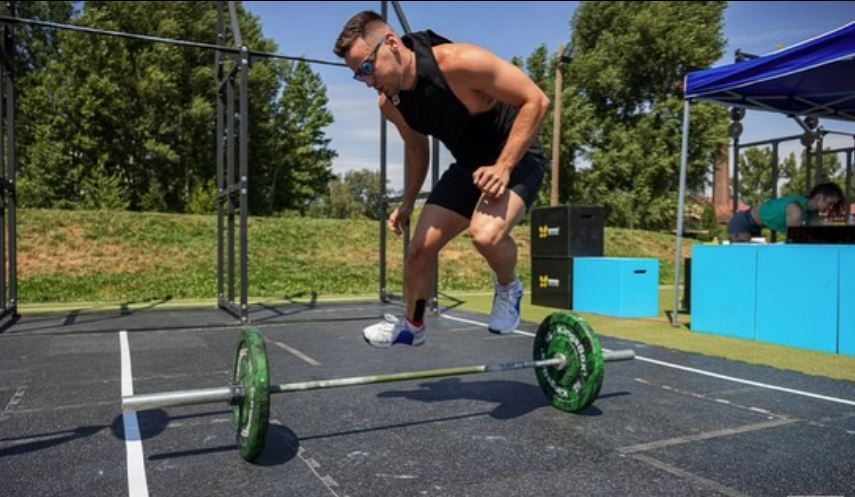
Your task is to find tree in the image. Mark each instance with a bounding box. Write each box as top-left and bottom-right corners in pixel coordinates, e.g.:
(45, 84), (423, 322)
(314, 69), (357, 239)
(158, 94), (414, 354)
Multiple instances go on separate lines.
(309, 169), (387, 220)
(553, 1), (728, 229)
(268, 60), (337, 214)
(15, 2), (336, 215)
(780, 148), (843, 197)
(342, 169), (385, 220)
(12, 2), (77, 206)
(737, 147), (776, 207)
(79, 160), (130, 211)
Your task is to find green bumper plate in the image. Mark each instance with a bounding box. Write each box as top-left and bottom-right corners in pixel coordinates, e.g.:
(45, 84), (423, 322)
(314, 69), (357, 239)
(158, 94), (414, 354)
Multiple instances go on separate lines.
(533, 312), (604, 412)
(232, 327), (270, 461)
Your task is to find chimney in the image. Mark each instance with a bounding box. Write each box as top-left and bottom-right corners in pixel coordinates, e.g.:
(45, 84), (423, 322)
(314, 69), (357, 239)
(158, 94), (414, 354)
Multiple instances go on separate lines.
(712, 144), (730, 222)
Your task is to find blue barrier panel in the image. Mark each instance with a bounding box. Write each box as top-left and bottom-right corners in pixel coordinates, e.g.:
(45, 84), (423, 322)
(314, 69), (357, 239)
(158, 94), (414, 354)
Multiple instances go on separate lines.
(756, 245), (839, 353)
(690, 245), (758, 339)
(573, 258), (659, 318)
(839, 246), (855, 357)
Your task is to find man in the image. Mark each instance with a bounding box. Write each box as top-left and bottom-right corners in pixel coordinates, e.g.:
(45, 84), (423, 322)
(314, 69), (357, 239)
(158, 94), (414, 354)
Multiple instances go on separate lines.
(334, 11), (550, 347)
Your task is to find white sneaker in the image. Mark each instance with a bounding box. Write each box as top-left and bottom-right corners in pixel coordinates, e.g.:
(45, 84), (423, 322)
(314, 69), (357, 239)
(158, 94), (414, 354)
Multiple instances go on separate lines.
(488, 277), (523, 334)
(362, 313), (426, 348)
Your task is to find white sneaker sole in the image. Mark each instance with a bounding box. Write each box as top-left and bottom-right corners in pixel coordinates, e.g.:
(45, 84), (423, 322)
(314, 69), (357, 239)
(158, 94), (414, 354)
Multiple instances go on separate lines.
(362, 331), (426, 348)
(488, 316), (520, 335)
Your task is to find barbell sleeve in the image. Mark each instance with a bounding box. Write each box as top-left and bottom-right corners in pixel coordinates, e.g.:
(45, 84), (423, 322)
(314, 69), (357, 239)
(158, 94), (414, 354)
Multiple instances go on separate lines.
(604, 349), (635, 361)
(123, 386), (234, 411)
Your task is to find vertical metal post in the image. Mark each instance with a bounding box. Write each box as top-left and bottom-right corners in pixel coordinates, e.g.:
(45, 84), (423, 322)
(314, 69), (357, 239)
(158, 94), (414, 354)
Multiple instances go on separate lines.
(4, 0), (15, 318)
(732, 133), (740, 215)
(391, 1), (412, 33)
(238, 46), (249, 323)
(816, 134), (824, 184)
(431, 138), (440, 313)
(402, 147), (410, 297)
(226, 73), (236, 304)
(551, 44), (563, 207)
(771, 142), (779, 201)
(771, 141), (779, 243)
(392, 0), (412, 303)
(846, 148), (853, 205)
(0, 37), (6, 312)
(6, 2), (12, 316)
(672, 100), (691, 327)
(216, 2), (225, 308)
(379, 0), (389, 303)
(805, 145), (813, 191)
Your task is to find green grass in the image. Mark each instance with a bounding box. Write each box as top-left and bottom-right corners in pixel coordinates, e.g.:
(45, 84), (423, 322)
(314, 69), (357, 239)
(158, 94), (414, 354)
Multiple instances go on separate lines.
(445, 291), (855, 383)
(17, 208), (696, 303)
(16, 208), (855, 383)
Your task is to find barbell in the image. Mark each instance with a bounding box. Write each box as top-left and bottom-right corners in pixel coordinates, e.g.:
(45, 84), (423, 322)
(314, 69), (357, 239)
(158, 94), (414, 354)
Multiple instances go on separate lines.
(122, 312), (635, 461)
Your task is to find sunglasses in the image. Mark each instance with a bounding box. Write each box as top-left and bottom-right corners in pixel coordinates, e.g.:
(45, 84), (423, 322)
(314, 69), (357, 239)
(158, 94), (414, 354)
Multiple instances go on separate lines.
(352, 38), (385, 82)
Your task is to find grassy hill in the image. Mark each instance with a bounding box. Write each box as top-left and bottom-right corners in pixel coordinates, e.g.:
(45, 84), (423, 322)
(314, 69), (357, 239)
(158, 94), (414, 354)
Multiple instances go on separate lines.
(18, 209), (855, 382)
(18, 209), (695, 303)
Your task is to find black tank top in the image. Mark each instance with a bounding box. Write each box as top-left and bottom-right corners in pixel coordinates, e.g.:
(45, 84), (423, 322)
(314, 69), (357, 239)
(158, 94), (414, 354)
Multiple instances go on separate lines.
(395, 30), (546, 169)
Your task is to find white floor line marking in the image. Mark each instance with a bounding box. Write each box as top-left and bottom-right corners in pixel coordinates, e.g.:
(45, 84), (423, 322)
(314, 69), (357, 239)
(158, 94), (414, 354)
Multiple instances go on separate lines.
(631, 454), (752, 497)
(120, 331), (150, 497)
(634, 378), (790, 419)
(272, 341), (321, 366)
(0, 386), (26, 422)
(298, 446), (343, 497)
(440, 313), (855, 407)
(441, 314), (536, 337)
(635, 355), (855, 407)
(618, 418), (797, 454)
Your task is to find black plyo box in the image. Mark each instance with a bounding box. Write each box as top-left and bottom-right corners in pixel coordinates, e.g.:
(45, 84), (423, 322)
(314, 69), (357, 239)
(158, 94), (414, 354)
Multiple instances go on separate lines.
(530, 205), (604, 257)
(531, 256), (572, 309)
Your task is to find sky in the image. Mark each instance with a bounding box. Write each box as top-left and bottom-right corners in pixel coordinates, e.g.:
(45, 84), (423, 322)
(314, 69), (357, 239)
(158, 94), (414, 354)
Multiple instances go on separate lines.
(243, 1), (855, 192)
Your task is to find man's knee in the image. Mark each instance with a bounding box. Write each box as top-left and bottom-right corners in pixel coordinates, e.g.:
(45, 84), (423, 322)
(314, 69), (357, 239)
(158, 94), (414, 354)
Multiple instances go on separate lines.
(468, 224), (506, 252)
(406, 241), (438, 266)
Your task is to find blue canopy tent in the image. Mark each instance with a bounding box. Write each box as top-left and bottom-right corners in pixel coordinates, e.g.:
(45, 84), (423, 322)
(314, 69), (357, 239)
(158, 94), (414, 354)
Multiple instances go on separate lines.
(671, 20), (855, 326)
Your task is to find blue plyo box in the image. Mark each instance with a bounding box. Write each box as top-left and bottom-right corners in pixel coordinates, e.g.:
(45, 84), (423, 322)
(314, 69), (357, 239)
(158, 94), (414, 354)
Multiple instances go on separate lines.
(755, 245), (839, 353)
(838, 246), (855, 357)
(572, 258), (659, 318)
(690, 245), (758, 340)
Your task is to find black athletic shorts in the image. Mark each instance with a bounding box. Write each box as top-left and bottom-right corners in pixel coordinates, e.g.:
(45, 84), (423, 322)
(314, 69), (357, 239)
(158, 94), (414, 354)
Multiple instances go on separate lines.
(425, 153), (545, 220)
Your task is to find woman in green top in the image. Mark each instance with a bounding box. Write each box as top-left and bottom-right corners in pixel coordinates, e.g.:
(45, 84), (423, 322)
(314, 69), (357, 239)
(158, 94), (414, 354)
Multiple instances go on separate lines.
(727, 182), (847, 242)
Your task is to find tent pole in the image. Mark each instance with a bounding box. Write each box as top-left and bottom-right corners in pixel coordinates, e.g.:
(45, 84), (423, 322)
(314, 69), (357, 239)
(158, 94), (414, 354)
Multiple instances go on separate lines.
(672, 99), (691, 327)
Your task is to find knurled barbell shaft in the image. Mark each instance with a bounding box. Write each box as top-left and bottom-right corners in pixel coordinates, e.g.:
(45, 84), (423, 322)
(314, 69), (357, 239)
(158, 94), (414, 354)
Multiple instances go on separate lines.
(271, 349), (633, 393)
(271, 356), (566, 394)
(122, 349), (635, 412)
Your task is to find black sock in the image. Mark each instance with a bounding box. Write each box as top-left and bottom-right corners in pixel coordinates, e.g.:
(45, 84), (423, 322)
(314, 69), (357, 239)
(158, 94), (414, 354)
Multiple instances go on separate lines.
(410, 299), (426, 327)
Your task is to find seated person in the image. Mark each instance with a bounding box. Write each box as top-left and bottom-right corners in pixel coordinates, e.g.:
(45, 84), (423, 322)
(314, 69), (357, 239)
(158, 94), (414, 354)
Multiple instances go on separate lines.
(727, 182), (847, 242)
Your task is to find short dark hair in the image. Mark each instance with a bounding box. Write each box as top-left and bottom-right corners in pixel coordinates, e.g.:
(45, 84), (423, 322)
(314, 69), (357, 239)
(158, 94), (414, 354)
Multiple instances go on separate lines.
(333, 11), (386, 58)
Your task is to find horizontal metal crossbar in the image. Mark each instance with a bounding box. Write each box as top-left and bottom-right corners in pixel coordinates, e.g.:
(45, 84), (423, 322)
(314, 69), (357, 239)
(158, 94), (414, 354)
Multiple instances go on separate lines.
(0, 15), (347, 67)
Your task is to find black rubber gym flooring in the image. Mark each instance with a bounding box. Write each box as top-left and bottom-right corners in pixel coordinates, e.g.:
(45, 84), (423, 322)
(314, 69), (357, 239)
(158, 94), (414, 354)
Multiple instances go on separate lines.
(1, 301), (854, 497)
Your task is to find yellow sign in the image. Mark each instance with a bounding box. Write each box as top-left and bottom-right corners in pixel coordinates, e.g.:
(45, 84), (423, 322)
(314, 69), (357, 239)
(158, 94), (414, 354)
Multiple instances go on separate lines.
(538, 225), (560, 239)
(538, 274), (561, 288)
